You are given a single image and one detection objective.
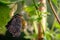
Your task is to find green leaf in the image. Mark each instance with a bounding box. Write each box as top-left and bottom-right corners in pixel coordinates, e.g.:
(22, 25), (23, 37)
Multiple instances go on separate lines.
(0, 1), (13, 5)
(24, 33), (37, 39)
(54, 22), (60, 29)
(24, 6), (36, 16)
(55, 34), (60, 40)
(52, 0), (57, 5)
(0, 0), (21, 5)
(0, 5), (11, 34)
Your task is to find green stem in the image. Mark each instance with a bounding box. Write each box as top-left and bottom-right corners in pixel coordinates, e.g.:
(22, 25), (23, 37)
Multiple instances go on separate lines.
(32, 0), (38, 10)
(51, 18), (55, 31)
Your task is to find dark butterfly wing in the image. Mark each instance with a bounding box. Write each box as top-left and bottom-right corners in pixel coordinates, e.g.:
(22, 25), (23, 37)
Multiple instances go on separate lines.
(6, 14), (22, 37)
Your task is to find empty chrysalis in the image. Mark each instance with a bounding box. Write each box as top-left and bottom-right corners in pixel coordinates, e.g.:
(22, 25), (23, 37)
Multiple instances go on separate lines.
(6, 14), (23, 37)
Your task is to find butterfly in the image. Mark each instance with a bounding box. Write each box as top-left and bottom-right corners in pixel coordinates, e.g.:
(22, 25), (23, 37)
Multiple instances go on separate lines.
(6, 14), (26, 37)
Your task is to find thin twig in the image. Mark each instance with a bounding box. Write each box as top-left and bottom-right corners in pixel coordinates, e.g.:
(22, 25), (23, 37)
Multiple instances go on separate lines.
(48, 0), (60, 24)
